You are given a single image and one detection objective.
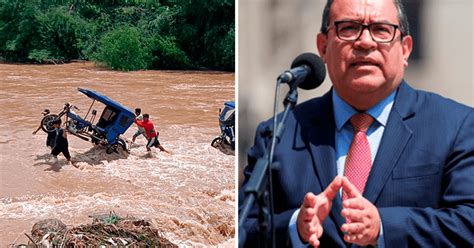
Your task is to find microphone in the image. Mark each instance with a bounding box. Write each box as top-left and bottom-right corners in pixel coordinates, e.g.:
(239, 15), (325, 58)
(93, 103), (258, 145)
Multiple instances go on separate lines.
(278, 53), (326, 90)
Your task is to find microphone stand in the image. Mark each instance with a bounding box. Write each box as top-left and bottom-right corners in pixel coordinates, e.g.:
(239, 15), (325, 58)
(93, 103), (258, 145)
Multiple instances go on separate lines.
(239, 81), (299, 248)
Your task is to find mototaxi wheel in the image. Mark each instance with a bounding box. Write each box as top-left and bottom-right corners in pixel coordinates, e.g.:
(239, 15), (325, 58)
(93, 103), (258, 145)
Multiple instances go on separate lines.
(106, 138), (128, 154)
(117, 138), (129, 153)
(211, 137), (222, 148)
(41, 114), (59, 133)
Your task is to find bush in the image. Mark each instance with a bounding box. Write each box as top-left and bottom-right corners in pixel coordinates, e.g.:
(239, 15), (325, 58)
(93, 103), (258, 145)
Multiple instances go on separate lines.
(35, 7), (84, 62)
(203, 24), (234, 71)
(0, 1), (40, 61)
(149, 36), (191, 70)
(95, 26), (150, 71)
(165, 0), (234, 71)
(27, 49), (51, 63)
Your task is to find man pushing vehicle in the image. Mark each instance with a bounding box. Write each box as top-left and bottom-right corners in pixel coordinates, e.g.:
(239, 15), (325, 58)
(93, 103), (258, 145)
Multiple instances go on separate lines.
(135, 113), (170, 154)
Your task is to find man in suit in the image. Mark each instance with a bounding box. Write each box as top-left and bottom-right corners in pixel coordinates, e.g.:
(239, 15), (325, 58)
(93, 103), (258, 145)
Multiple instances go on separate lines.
(239, 0), (474, 247)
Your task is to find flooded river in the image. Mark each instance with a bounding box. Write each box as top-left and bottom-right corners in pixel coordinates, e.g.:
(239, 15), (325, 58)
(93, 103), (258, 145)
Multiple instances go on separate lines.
(0, 62), (235, 247)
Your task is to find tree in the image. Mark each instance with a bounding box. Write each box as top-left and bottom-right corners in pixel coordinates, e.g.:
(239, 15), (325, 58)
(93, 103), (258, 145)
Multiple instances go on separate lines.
(95, 26), (150, 71)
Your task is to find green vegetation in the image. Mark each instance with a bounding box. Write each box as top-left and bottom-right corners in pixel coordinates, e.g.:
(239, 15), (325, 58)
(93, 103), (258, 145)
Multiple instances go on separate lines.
(96, 26), (150, 71)
(0, 1), (234, 71)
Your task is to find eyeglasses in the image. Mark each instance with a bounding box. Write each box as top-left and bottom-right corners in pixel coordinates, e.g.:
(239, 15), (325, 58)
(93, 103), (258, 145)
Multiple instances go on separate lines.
(330, 21), (402, 43)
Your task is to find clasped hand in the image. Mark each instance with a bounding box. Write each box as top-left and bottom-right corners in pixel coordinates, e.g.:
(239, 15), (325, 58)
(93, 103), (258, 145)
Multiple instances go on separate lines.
(296, 176), (381, 247)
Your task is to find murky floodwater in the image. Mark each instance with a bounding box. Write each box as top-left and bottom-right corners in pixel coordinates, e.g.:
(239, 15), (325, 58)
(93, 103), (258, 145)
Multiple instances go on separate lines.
(0, 62), (235, 247)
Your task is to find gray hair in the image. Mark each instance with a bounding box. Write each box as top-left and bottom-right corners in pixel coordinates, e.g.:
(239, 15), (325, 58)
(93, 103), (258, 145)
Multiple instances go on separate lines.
(320, 0), (410, 36)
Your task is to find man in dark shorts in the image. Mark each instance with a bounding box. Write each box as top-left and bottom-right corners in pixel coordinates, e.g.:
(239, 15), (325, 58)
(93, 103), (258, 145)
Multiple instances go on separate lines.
(135, 113), (170, 153)
(50, 118), (72, 164)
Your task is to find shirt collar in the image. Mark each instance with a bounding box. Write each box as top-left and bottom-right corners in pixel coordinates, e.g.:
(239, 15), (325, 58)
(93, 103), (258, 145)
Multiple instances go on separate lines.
(332, 89), (396, 131)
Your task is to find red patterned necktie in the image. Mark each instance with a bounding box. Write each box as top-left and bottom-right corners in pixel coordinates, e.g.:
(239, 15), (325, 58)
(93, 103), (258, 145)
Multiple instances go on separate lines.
(343, 113), (374, 200)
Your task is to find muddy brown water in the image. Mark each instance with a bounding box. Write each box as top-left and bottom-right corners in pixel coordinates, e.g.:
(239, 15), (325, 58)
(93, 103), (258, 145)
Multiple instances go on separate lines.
(0, 62), (235, 247)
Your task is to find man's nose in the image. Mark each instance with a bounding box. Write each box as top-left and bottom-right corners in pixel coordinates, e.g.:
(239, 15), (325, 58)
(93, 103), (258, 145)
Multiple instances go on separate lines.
(354, 28), (377, 49)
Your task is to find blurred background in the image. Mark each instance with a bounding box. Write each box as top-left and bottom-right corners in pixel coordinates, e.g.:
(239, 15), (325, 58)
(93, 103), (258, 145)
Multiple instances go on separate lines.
(238, 0), (474, 185)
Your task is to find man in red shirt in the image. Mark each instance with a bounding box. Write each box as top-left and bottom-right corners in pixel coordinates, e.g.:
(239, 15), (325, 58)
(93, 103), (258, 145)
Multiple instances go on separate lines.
(135, 113), (170, 153)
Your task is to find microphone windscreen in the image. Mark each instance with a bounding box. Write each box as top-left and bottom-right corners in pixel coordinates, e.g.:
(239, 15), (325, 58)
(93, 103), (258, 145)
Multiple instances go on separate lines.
(290, 53), (326, 90)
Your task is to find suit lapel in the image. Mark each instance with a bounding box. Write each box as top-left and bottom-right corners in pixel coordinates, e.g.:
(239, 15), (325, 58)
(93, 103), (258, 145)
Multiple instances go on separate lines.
(364, 82), (416, 203)
(299, 90), (346, 229)
(298, 82), (417, 231)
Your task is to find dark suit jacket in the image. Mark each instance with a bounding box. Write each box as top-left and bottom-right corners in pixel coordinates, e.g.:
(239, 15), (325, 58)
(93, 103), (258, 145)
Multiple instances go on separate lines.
(239, 81), (474, 247)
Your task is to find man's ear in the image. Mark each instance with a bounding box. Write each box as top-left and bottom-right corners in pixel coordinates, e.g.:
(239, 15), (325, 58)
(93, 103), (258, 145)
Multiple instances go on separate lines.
(401, 35), (413, 67)
(317, 33), (328, 62)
